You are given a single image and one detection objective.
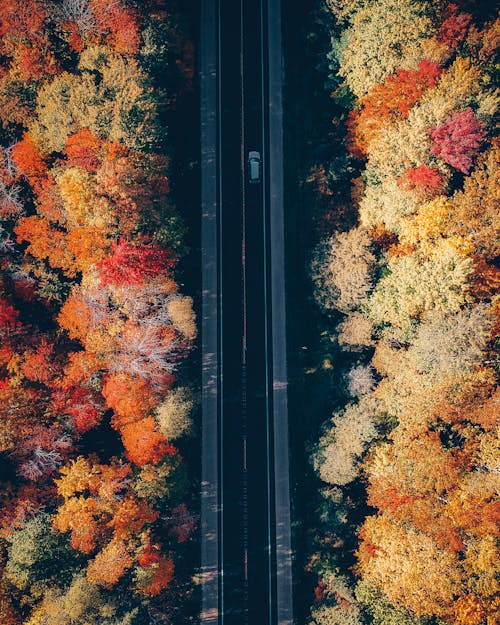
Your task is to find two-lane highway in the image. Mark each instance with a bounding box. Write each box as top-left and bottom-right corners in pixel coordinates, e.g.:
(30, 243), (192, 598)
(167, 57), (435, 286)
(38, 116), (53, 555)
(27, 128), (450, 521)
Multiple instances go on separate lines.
(201, 0), (293, 623)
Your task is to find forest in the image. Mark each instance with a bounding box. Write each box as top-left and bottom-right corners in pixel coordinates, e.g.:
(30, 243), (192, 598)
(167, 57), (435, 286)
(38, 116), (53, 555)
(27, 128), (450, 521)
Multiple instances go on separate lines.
(307, 1), (499, 624)
(1, 0), (498, 623)
(0, 1), (198, 624)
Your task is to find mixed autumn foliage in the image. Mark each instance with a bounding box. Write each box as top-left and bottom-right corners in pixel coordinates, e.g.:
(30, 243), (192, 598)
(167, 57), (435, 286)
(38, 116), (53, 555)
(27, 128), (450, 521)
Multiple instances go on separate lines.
(309, 1), (499, 624)
(0, 1), (197, 623)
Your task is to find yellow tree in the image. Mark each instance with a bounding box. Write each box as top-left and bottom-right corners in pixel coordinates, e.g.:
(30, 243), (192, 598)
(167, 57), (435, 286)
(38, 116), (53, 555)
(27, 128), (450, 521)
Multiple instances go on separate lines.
(338, 0), (435, 98)
(357, 515), (465, 620)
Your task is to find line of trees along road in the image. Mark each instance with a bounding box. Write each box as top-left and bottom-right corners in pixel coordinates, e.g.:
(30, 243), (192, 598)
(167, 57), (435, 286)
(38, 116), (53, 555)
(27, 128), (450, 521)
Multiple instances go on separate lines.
(307, 2), (499, 625)
(0, 2), (199, 624)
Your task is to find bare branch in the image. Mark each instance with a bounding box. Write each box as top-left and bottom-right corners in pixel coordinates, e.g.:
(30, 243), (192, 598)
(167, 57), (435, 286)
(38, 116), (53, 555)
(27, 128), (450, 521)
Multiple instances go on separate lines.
(48, 0), (95, 35)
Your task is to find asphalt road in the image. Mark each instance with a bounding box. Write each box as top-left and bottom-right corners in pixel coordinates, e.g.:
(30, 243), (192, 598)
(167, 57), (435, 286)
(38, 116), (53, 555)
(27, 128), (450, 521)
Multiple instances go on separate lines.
(201, 1), (293, 622)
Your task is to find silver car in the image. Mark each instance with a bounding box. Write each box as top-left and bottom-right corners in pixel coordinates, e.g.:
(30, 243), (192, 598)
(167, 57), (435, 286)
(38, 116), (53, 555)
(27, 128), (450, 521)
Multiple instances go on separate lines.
(248, 151), (261, 183)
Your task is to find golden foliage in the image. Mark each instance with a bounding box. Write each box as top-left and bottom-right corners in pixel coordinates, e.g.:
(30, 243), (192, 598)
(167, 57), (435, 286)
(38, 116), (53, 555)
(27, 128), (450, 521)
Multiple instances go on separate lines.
(86, 539), (134, 588)
(337, 313), (374, 350)
(359, 179), (419, 233)
(313, 4), (500, 624)
(25, 573), (114, 625)
(399, 196), (473, 256)
(338, 0), (435, 97)
(419, 57), (485, 126)
(448, 141), (500, 259)
(312, 228), (375, 313)
(366, 244), (473, 341)
(56, 166), (113, 230)
(30, 47), (160, 153)
(155, 387), (195, 440)
(357, 515), (465, 619)
(166, 296), (197, 341)
(315, 395), (380, 486)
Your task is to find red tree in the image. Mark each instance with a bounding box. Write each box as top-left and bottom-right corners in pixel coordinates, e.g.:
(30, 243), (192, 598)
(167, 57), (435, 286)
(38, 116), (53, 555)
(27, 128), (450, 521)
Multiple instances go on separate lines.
(20, 338), (58, 386)
(16, 43), (58, 81)
(430, 108), (486, 174)
(13, 426), (72, 482)
(98, 239), (176, 287)
(64, 129), (103, 172)
(398, 165), (446, 199)
(64, 388), (105, 434)
(138, 556), (175, 596)
(349, 60), (442, 155)
(166, 503), (197, 543)
(0, 297), (20, 334)
(138, 542), (161, 567)
(90, 0), (141, 55)
(0, 0), (58, 80)
(439, 4), (472, 46)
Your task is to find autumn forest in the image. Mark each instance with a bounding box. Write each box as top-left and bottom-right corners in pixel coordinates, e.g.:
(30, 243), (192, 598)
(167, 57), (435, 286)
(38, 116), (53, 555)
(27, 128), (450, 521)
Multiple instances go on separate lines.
(0, 0), (498, 624)
(0, 1), (198, 624)
(307, 1), (499, 625)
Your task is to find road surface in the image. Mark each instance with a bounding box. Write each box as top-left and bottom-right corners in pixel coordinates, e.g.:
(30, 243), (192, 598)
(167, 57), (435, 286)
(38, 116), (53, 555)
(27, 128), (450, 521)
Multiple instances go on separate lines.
(201, 0), (293, 623)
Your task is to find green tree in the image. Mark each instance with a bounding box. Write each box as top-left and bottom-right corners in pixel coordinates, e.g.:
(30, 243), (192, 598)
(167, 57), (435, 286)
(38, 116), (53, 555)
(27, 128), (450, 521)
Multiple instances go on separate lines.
(30, 46), (162, 153)
(25, 573), (140, 625)
(4, 514), (77, 597)
(355, 581), (442, 625)
(366, 244), (473, 342)
(338, 0), (436, 97)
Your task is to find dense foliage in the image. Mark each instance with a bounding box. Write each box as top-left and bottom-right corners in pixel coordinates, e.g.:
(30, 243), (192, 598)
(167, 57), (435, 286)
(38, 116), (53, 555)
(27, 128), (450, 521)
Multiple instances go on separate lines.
(309, 1), (499, 624)
(0, 1), (197, 623)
